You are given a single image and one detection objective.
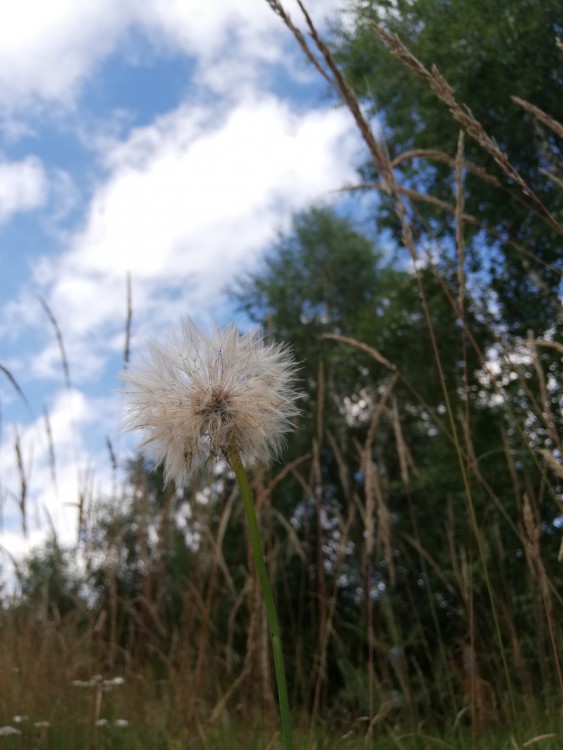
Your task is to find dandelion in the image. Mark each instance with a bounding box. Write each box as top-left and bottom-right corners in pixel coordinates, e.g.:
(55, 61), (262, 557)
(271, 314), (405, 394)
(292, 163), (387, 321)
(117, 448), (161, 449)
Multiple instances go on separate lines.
(122, 317), (301, 487)
(123, 316), (300, 750)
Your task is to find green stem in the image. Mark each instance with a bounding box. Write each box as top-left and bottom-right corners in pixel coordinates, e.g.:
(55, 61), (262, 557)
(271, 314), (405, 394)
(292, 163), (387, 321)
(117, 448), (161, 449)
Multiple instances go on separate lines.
(228, 447), (293, 750)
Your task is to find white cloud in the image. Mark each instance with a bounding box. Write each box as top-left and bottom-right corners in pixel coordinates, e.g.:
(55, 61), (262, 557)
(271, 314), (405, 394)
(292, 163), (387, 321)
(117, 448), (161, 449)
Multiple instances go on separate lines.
(0, 156), (47, 222)
(0, 0), (131, 110)
(0, 0), (344, 110)
(20, 95), (358, 380)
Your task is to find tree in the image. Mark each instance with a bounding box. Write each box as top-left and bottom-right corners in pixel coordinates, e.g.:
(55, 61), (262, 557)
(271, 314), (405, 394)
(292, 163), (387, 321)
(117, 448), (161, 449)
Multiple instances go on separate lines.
(229, 206), (514, 718)
(334, 0), (563, 334)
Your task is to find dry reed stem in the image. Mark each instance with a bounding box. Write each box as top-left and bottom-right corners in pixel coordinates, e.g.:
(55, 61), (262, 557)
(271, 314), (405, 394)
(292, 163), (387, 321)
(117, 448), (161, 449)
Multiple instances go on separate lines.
(265, 1), (332, 85)
(0, 364), (31, 412)
(38, 295), (72, 391)
(535, 339), (563, 355)
(455, 131), (466, 313)
(371, 22), (563, 236)
(321, 333), (395, 371)
(511, 96), (563, 140)
(296, 1), (396, 190)
(43, 405), (57, 489)
(13, 427), (27, 538)
(522, 736), (558, 747)
(527, 334), (561, 451)
(522, 493), (563, 693)
(124, 272), (132, 369)
(391, 148), (503, 189)
(361, 377), (397, 587)
(538, 449), (563, 481)
(340, 180), (563, 280)
(308, 441), (359, 739)
(387, 399), (417, 484)
(540, 167), (563, 190)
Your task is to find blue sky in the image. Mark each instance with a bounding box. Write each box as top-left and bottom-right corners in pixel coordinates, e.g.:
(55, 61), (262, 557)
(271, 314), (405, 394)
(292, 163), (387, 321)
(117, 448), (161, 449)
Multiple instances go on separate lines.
(0, 0), (364, 566)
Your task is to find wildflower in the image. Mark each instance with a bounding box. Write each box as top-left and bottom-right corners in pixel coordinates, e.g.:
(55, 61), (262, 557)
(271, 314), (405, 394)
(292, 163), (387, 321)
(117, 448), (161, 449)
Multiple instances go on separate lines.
(0, 726), (20, 736)
(114, 719), (129, 728)
(12, 715), (28, 723)
(34, 721), (50, 729)
(122, 318), (301, 486)
(95, 719), (108, 727)
(102, 676), (125, 690)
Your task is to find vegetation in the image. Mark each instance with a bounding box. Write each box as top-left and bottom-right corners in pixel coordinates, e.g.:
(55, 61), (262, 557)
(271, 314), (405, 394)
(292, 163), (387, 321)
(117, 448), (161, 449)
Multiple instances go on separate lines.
(0, 0), (561, 747)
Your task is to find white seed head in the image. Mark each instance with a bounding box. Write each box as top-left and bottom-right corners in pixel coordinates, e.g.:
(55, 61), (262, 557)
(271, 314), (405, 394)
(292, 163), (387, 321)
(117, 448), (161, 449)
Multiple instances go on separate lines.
(122, 318), (301, 486)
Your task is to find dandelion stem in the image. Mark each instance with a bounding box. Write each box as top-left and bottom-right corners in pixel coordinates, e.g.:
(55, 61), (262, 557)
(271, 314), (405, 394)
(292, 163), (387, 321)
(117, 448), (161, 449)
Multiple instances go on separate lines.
(228, 447), (293, 750)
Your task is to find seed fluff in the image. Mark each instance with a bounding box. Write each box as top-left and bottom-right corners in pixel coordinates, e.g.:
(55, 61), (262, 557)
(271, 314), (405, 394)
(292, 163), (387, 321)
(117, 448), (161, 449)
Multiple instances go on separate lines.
(122, 317), (301, 487)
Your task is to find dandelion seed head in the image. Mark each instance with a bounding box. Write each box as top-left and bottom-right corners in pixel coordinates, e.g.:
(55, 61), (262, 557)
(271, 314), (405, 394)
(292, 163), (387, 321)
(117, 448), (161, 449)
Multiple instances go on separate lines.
(122, 318), (301, 486)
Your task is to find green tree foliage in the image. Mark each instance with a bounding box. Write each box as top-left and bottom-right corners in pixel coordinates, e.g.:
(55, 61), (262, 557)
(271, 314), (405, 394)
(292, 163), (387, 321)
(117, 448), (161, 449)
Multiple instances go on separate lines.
(229, 206), (521, 713)
(15, 535), (85, 620)
(334, 0), (563, 333)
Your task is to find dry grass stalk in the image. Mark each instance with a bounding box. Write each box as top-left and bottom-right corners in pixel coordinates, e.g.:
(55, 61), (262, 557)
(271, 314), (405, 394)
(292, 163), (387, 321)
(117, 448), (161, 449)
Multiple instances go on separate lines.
(322, 333), (395, 371)
(391, 148), (503, 189)
(124, 271), (132, 369)
(38, 295), (72, 391)
(371, 22), (563, 236)
(455, 131), (466, 313)
(535, 339), (563, 355)
(295, 1), (396, 190)
(43, 406), (57, 489)
(538, 449), (563, 481)
(388, 398), (415, 485)
(0, 363), (31, 412)
(527, 334), (561, 451)
(540, 168), (563, 190)
(362, 378), (397, 584)
(14, 427), (28, 538)
(341, 180), (563, 280)
(511, 96), (563, 140)
(522, 493), (563, 692)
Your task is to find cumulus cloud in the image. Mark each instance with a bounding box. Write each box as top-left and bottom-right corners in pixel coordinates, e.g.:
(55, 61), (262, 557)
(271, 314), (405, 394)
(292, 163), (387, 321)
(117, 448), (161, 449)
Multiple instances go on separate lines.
(0, 0), (130, 110)
(0, 156), (47, 222)
(22, 94), (358, 382)
(0, 0), (344, 110)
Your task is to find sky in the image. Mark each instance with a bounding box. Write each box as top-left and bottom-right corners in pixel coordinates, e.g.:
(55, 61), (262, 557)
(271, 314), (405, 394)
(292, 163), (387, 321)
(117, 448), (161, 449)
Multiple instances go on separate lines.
(0, 0), (365, 571)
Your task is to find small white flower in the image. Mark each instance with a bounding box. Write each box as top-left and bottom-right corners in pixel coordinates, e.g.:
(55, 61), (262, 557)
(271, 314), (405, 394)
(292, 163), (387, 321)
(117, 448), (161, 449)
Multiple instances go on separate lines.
(34, 721), (50, 729)
(95, 719), (108, 727)
(0, 726), (20, 736)
(122, 318), (301, 486)
(114, 719), (129, 728)
(12, 715), (28, 723)
(102, 676), (125, 689)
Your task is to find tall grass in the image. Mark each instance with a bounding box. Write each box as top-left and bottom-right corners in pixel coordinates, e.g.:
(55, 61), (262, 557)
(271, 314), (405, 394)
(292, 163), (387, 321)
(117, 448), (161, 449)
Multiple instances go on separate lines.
(0, 2), (562, 747)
